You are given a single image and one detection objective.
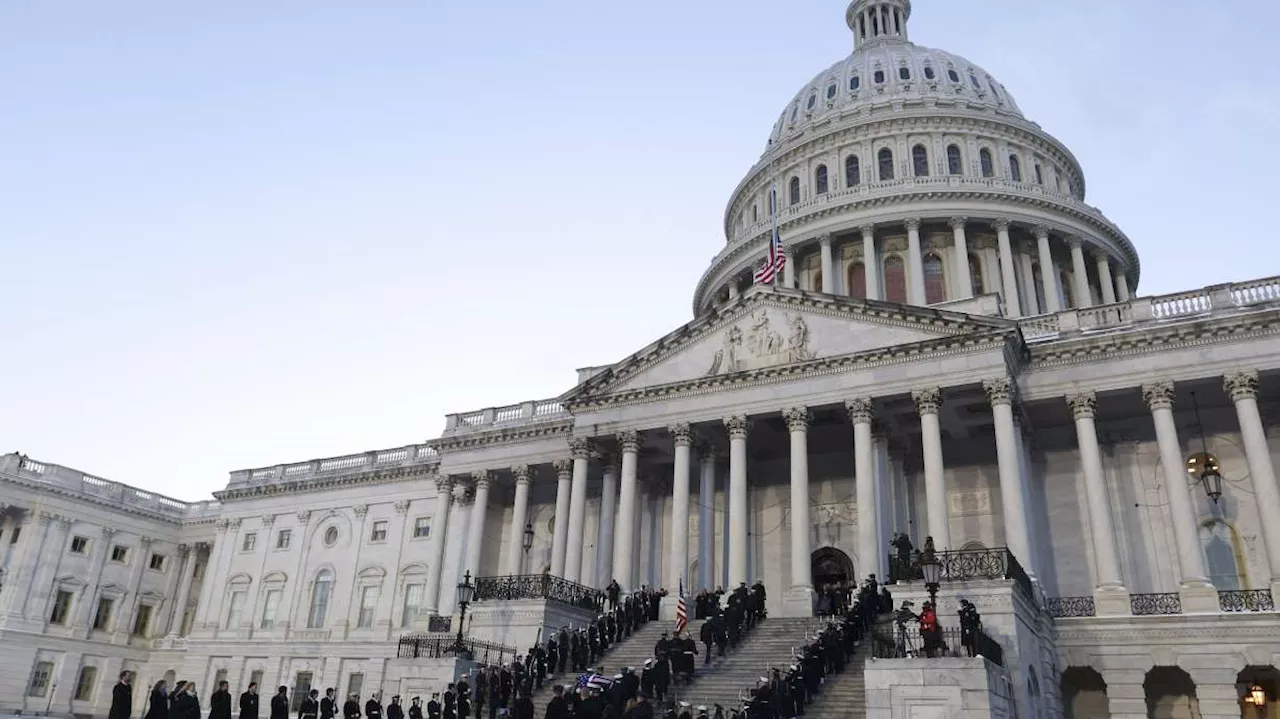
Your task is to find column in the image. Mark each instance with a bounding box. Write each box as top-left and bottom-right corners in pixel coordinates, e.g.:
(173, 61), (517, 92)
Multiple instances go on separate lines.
(872, 425), (895, 580)
(1096, 254), (1117, 305)
(595, 462), (618, 588)
(1067, 392), (1128, 614)
(2, 511), (54, 619)
(164, 545), (197, 636)
(905, 218), (926, 305)
(563, 439), (591, 584)
(728, 282), (739, 300)
(983, 378), (1034, 579)
(195, 519), (235, 631)
(549, 460), (572, 577)
(120, 536), (152, 638)
(1115, 270), (1131, 301)
(1034, 226), (1061, 312)
(1068, 238), (1092, 308)
(783, 408), (814, 616)
(504, 466), (532, 576)
(913, 388), (951, 550)
(1142, 382), (1216, 609)
(819, 236), (834, 294)
(859, 225), (880, 300)
(667, 423), (693, 605)
(950, 217), (974, 299)
(782, 248), (795, 289)
(1018, 250), (1038, 315)
(697, 448), (716, 591)
(612, 431), (641, 593)
(724, 415), (750, 589)
(847, 399), (878, 584)
(423, 476), (454, 615)
(77, 527), (115, 631)
(464, 472), (492, 578)
(1225, 371), (1280, 596)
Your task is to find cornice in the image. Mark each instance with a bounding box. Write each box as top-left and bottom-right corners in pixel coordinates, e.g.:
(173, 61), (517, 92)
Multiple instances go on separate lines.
(1053, 613), (1280, 644)
(428, 419), (575, 453)
(1, 471), (189, 526)
(213, 464), (437, 503)
(1028, 311), (1280, 369)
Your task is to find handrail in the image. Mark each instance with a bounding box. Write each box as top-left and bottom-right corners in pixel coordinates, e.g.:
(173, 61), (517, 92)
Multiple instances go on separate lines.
(886, 546), (1033, 600)
(472, 574), (606, 612)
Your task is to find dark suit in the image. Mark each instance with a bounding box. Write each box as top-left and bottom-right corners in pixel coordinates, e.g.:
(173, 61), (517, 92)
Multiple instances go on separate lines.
(543, 696), (569, 719)
(210, 690), (232, 719)
(110, 682), (133, 719)
(271, 694), (290, 719)
(240, 692), (259, 719)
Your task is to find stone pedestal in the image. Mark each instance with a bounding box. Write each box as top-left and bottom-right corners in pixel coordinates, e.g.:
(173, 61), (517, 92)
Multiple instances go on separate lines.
(1178, 585), (1220, 614)
(384, 657), (473, 699)
(864, 657), (1013, 719)
(465, 599), (599, 652)
(780, 586), (815, 618)
(1094, 587), (1132, 617)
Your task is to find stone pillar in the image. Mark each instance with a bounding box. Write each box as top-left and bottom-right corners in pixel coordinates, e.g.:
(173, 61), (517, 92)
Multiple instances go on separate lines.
(423, 476), (454, 615)
(1067, 392), (1129, 614)
(724, 415), (751, 589)
(563, 440), (591, 584)
(1186, 663), (1250, 719)
(1142, 382), (1216, 611)
(121, 536), (152, 637)
(860, 225), (881, 300)
(872, 426), (894, 580)
(783, 408), (814, 616)
(595, 461), (618, 588)
(847, 399), (878, 583)
(667, 423), (693, 601)
(2, 511), (54, 620)
(464, 472), (492, 579)
(1068, 238), (1092, 308)
(994, 219), (1021, 317)
(984, 378), (1034, 579)
(549, 460), (572, 577)
(505, 466), (532, 576)
(162, 544), (196, 636)
(77, 527), (115, 632)
(697, 448), (716, 591)
(1034, 226), (1061, 312)
(905, 218), (926, 305)
(819, 236), (835, 294)
(613, 431), (641, 594)
(782, 248), (795, 289)
(913, 388), (951, 550)
(1096, 254), (1117, 305)
(950, 217), (974, 299)
(728, 283), (739, 300)
(1225, 371), (1280, 597)
(1115, 269), (1131, 302)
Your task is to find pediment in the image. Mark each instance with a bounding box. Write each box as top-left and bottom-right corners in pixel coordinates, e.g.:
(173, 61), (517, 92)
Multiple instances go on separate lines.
(564, 287), (1016, 402)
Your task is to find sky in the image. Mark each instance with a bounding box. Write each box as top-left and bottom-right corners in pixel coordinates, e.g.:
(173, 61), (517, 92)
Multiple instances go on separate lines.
(2, 1), (1277, 501)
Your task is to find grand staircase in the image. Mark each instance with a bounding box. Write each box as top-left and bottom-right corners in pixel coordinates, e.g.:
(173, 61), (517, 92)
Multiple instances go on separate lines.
(666, 618), (825, 711)
(793, 630), (876, 719)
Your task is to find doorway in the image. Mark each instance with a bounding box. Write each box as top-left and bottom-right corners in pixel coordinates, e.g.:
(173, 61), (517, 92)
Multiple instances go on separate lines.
(811, 546), (855, 588)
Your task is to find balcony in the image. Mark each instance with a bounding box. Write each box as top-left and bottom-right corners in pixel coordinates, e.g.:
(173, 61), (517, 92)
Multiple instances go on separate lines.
(1, 453), (218, 521)
(441, 398), (570, 435)
(226, 443), (440, 490)
(472, 574), (605, 613)
(887, 546), (1033, 600)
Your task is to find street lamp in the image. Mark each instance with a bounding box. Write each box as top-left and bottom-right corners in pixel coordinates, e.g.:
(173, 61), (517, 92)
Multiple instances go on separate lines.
(522, 523), (534, 554)
(454, 571), (475, 653)
(919, 545), (942, 606)
(1247, 684), (1266, 707)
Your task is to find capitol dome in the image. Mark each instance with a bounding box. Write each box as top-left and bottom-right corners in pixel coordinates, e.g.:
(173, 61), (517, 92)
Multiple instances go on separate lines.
(693, 0), (1139, 320)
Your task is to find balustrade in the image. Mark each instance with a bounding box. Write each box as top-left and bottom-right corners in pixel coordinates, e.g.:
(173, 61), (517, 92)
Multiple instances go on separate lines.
(397, 634), (517, 662)
(1129, 592), (1182, 616)
(887, 546), (1032, 599)
(1046, 596), (1096, 618)
(1219, 589), (1275, 613)
(472, 574), (605, 612)
(871, 626), (1004, 666)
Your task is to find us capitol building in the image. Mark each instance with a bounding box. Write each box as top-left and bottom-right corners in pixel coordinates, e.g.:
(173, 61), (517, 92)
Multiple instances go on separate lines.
(4, 2), (1280, 718)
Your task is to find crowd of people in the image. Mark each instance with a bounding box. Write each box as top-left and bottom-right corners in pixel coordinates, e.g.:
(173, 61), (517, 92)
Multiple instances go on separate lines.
(111, 674), (412, 719)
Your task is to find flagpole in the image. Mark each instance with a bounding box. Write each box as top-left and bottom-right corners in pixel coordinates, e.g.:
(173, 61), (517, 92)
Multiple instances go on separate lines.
(770, 158), (781, 290)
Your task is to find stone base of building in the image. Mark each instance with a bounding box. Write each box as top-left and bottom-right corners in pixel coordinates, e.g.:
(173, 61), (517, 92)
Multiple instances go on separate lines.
(780, 586), (815, 618)
(465, 599), (599, 652)
(1178, 584), (1220, 614)
(1094, 586), (1132, 616)
(864, 657), (1013, 719)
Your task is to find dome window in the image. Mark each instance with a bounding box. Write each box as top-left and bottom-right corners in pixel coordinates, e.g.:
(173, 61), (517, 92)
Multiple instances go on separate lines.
(948, 69), (960, 83)
(807, 93), (817, 110)
(1009, 155), (1023, 182)
(845, 155), (861, 187)
(884, 256), (907, 303)
(789, 177), (801, 206)
(924, 66), (936, 80)
(815, 165), (829, 195)
(899, 67), (910, 80)
(912, 144), (929, 177)
(850, 75), (861, 90)
(790, 104), (799, 122)
(752, 204), (758, 223)
(969, 253), (985, 294)
(847, 262), (867, 300)
(969, 73), (982, 91)
(987, 77), (1001, 101)
(1034, 164), (1044, 185)
(946, 144), (962, 175)
(878, 148), (895, 181)
(980, 149), (994, 178)
(874, 70), (885, 84)
(826, 83), (838, 100)
(924, 253), (947, 304)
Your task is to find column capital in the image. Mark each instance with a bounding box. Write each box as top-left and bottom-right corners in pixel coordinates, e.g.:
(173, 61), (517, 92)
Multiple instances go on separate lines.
(569, 438), (592, 460)
(912, 387), (943, 415)
(1225, 370), (1259, 402)
(1067, 391), (1098, 420)
(617, 429), (643, 454)
(36, 511), (55, 526)
(695, 441), (718, 461)
(176, 543), (191, 557)
(993, 218), (1012, 232)
(723, 415), (751, 439)
(434, 474), (454, 493)
(261, 514), (276, 527)
(552, 459), (573, 478)
(948, 216), (968, 231)
(471, 470), (493, 490)
(818, 233), (833, 247)
(845, 398), (875, 424)
(1066, 235), (1083, 251)
(511, 464), (532, 485)
(870, 419), (891, 441)
(1093, 251), (1112, 265)
(859, 223), (876, 238)
(982, 377), (1018, 407)
(1141, 381), (1176, 411)
(354, 504), (370, 518)
(904, 217), (922, 232)
(668, 422), (693, 447)
(394, 499), (411, 514)
(782, 407), (811, 432)
(1033, 225), (1051, 240)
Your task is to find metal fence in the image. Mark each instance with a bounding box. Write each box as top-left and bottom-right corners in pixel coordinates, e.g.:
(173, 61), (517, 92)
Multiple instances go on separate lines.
(870, 626), (1004, 667)
(473, 574), (605, 612)
(396, 634), (517, 663)
(887, 546), (1033, 599)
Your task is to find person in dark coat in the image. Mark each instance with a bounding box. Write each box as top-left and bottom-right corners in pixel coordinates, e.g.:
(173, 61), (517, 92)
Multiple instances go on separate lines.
(426, 693), (441, 719)
(544, 686), (569, 719)
(387, 696), (404, 719)
(210, 681), (233, 719)
(147, 680), (170, 719)
(172, 682), (201, 719)
(343, 694), (362, 719)
(365, 693), (384, 719)
(301, 690), (319, 719)
(321, 689), (336, 719)
(442, 685), (455, 719)
(240, 683), (260, 719)
(109, 671), (134, 719)
(409, 698), (424, 719)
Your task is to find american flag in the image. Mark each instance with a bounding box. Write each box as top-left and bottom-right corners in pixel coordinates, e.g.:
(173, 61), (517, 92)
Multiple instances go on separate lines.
(576, 673), (613, 691)
(752, 187), (785, 284)
(674, 579), (688, 635)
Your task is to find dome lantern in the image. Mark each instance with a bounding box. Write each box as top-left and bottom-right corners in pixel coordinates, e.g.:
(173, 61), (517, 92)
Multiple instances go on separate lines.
(847, 0), (911, 49)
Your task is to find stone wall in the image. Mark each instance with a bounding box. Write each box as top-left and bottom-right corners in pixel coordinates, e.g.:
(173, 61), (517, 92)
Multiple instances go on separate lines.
(864, 657), (1014, 719)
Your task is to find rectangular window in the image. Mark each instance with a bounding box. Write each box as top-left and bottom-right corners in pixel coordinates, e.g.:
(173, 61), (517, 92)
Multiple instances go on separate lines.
(370, 521), (388, 542)
(10, 526), (19, 544)
(50, 590), (74, 625)
(92, 597), (115, 631)
(70, 535), (89, 554)
(249, 670), (264, 690)
(28, 662), (54, 697)
(357, 586), (379, 629)
(133, 604), (154, 637)
(291, 672), (313, 712)
(149, 553), (166, 571)
(307, 579), (330, 629)
(276, 529), (291, 550)
(215, 669), (229, 687)
(401, 583), (424, 629)
(226, 591), (246, 629)
(347, 674), (364, 702)
(73, 666), (98, 701)
(260, 589), (282, 629)
(180, 609), (194, 635)
(242, 533), (257, 552)
(110, 545), (129, 563)
(412, 517), (431, 539)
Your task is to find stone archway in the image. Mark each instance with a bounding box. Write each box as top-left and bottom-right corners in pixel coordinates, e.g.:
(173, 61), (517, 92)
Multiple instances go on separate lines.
(811, 546), (855, 588)
(1060, 667), (1110, 719)
(1144, 666), (1200, 719)
(1237, 665), (1279, 718)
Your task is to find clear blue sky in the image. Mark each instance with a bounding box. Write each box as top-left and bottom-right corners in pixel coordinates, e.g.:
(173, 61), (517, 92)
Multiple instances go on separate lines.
(3, 1), (1276, 500)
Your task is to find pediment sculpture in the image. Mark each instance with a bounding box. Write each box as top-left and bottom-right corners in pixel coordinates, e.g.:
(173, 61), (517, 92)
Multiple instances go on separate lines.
(706, 309), (816, 376)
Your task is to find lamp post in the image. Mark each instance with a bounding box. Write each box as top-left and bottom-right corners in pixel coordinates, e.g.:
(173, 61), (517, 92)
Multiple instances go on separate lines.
(919, 545), (942, 607)
(522, 523), (534, 572)
(1247, 684), (1266, 707)
(1189, 392), (1224, 503)
(454, 571), (475, 654)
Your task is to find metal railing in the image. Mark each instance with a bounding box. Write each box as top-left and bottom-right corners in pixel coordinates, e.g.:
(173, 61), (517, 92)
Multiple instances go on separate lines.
(1130, 592), (1182, 616)
(1046, 596), (1096, 618)
(472, 574), (605, 612)
(1219, 589), (1275, 613)
(887, 546), (1033, 599)
(397, 634), (517, 662)
(870, 626), (1004, 667)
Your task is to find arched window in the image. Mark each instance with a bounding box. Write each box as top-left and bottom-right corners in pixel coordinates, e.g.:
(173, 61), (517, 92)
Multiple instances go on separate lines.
(1009, 155), (1022, 182)
(884, 256), (907, 303)
(947, 68), (960, 83)
(1059, 269), (1073, 308)
(307, 570), (333, 628)
(815, 165), (829, 195)
(968, 252), (984, 294)
(807, 93), (817, 110)
(847, 262), (867, 299)
(969, 72), (982, 91)
(1030, 262), (1047, 314)
(898, 66), (910, 81)
(1035, 163), (1044, 185)
(878, 148), (894, 181)
(1200, 519), (1244, 590)
(979, 148), (994, 178)
(826, 83), (837, 100)
(850, 75), (861, 91)
(923, 253), (946, 304)
(946, 144), (962, 175)
(924, 65), (936, 80)
(788, 177), (801, 205)
(874, 70), (885, 84)
(845, 155), (861, 187)
(912, 145), (929, 177)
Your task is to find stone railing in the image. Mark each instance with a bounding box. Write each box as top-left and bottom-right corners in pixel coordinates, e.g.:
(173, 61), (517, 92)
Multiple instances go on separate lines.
(1130, 592), (1182, 616)
(1046, 596), (1096, 618)
(442, 398), (570, 434)
(472, 574), (605, 612)
(396, 634), (517, 662)
(227, 443), (440, 489)
(1219, 589), (1275, 613)
(1016, 275), (1280, 343)
(1, 453), (218, 521)
(887, 546), (1033, 600)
